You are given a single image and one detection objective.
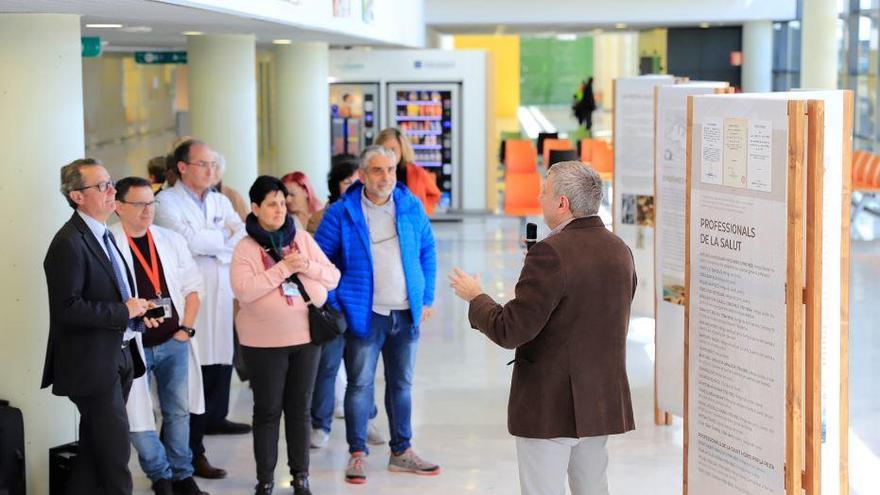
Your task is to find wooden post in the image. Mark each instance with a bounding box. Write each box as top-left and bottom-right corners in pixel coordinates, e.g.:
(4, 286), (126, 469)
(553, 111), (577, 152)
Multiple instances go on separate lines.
(682, 94), (694, 495)
(804, 100), (825, 495)
(785, 99), (807, 494)
(840, 90), (854, 495)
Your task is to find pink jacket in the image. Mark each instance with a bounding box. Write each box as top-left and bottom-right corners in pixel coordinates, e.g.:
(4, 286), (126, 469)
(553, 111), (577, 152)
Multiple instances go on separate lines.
(231, 230), (340, 348)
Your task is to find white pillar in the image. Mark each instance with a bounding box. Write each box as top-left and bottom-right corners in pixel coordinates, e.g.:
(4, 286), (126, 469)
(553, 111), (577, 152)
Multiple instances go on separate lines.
(275, 42), (331, 201)
(187, 34), (258, 194)
(0, 14), (83, 494)
(742, 21), (774, 92)
(801, 0), (839, 89)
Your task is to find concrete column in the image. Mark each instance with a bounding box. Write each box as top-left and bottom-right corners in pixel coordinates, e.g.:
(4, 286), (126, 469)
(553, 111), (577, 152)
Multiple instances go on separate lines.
(0, 14), (83, 494)
(801, 0), (839, 89)
(742, 21), (774, 92)
(275, 42), (331, 201)
(187, 34), (258, 194)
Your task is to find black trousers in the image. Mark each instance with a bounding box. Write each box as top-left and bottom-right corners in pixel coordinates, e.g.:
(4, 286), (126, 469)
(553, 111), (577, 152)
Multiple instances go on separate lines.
(67, 346), (134, 495)
(242, 343), (320, 483)
(189, 364), (233, 457)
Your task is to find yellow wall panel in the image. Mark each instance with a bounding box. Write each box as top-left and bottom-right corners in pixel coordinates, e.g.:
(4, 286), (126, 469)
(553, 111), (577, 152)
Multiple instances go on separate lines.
(454, 35), (520, 119)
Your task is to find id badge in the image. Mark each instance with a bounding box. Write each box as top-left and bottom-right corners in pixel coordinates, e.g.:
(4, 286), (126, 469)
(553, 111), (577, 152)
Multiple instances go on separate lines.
(281, 282), (301, 297)
(149, 298), (173, 318)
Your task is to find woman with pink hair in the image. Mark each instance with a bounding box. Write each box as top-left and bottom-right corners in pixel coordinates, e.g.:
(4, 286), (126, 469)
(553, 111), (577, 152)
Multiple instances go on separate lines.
(281, 172), (323, 230)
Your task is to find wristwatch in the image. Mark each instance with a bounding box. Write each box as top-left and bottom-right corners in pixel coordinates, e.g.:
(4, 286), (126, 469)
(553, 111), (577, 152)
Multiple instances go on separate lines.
(178, 326), (196, 338)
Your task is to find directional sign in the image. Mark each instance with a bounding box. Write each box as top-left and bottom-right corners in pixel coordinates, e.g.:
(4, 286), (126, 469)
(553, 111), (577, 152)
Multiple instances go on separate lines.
(135, 51), (187, 65)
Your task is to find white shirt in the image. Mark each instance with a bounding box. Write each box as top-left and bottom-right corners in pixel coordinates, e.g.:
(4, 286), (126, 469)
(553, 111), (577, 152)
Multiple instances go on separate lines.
(77, 210), (137, 342)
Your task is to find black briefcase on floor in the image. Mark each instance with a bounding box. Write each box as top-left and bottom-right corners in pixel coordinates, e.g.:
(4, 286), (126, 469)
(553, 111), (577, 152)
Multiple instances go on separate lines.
(48, 442), (78, 495)
(0, 399), (26, 495)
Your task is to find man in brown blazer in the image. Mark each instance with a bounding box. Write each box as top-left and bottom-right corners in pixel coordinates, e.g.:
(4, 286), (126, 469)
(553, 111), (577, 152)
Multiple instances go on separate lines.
(449, 161), (636, 495)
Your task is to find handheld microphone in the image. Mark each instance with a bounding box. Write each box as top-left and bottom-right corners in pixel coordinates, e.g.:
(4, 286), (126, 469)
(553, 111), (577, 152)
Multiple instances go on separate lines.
(525, 222), (538, 250)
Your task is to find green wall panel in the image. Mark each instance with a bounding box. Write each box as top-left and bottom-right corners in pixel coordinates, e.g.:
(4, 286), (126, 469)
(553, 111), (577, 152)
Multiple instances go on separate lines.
(520, 36), (593, 105)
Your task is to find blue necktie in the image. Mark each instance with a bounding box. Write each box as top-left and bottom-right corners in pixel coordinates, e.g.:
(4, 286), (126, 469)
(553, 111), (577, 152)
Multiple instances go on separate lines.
(103, 230), (144, 333)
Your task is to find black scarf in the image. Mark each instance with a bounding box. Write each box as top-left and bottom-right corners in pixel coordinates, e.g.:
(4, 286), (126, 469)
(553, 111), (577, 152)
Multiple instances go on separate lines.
(245, 213), (296, 262)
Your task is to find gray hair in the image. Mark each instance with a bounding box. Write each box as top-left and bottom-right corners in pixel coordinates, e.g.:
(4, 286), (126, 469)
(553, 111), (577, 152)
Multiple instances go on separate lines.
(60, 158), (102, 209)
(359, 144), (397, 170)
(548, 161), (603, 217)
(214, 151), (226, 175)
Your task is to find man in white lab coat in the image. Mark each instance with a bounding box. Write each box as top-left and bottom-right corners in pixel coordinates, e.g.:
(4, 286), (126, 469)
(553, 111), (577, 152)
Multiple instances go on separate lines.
(154, 139), (247, 479)
(111, 176), (207, 495)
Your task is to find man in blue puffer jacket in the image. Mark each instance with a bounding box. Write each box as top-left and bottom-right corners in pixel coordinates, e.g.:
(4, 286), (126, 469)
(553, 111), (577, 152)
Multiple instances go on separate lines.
(314, 145), (438, 485)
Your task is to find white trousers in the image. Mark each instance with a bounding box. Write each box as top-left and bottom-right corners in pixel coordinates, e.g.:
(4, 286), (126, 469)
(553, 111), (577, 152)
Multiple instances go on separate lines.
(515, 435), (609, 495)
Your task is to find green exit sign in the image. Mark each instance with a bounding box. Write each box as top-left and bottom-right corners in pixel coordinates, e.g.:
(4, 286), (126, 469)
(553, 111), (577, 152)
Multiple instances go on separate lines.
(82, 37), (101, 57)
(135, 51), (187, 64)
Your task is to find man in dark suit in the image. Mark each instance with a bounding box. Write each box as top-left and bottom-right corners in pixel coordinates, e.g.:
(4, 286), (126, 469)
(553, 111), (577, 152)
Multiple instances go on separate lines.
(449, 161), (636, 495)
(42, 158), (162, 495)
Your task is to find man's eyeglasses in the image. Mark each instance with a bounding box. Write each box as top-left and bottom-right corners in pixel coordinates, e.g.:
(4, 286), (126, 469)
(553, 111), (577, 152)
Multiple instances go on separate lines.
(119, 200), (156, 211)
(74, 180), (115, 193)
(187, 160), (220, 170)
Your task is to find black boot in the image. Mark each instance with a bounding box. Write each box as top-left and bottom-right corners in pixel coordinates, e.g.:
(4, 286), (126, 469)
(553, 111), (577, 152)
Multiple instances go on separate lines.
(293, 473), (312, 495)
(151, 478), (173, 495)
(172, 476), (208, 495)
(254, 481), (274, 495)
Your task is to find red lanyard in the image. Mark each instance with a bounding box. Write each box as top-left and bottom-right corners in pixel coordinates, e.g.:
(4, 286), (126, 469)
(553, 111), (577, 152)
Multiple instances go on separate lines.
(126, 230), (162, 297)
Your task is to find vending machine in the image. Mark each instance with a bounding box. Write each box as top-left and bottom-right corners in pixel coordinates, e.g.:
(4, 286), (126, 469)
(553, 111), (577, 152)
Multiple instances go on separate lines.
(330, 83), (380, 156)
(386, 83), (461, 212)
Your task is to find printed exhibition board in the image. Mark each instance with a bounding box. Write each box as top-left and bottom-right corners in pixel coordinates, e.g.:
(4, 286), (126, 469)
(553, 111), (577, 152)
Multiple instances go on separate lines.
(653, 82), (729, 422)
(684, 91), (852, 495)
(686, 94), (799, 495)
(613, 74), (675, 317)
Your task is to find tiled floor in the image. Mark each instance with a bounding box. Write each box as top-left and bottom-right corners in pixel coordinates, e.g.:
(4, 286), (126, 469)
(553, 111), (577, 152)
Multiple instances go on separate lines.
(129, 215), (880, 494)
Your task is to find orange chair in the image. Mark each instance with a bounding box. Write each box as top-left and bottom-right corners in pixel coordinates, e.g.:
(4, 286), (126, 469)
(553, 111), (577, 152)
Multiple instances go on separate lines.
(589, 141), (614, 179)
(542, 138), (573, 168)
(852, 150), (871, 184)
(504, 139), (538, 174)
(580, 138), (599, 163)
(854, 153), (880, 191)
(504, 172), (542, 217)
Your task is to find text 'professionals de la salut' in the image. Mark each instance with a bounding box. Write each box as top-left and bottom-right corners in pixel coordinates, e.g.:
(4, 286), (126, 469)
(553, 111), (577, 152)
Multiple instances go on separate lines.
(698, 217), (757, 252)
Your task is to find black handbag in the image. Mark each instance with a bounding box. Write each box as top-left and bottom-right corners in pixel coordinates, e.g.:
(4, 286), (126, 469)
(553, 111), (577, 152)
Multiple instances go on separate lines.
(289, 273), (347, 345)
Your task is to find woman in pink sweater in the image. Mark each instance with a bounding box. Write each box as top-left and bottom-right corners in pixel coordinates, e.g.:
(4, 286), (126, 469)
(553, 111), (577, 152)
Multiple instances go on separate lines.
(231, 176), (340, 495)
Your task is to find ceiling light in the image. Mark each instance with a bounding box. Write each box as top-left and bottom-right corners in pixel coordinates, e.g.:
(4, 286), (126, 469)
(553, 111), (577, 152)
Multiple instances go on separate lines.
(121, 26), (152, 33)
(699, 22), (711, 29)
(85, 23), (123, 29)
(272, 39), (293, 45)
(182, 31), (203, 36)
(615, 23), (627, 29)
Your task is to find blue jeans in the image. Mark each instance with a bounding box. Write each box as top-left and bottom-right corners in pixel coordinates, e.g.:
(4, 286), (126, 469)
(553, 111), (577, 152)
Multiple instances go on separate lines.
(344, 310), (417, 455)
(311, 335), (378, 433)
(130, 338), (192, 482)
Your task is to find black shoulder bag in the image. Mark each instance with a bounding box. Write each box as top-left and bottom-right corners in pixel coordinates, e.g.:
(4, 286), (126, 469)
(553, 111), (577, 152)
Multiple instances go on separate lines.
(289, 273), (347, 345)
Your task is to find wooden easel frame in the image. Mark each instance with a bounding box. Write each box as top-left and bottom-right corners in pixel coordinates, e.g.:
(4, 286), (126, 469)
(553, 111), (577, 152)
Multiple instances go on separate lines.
(684, 93), (852, 495)
(683, 98), (807, 494)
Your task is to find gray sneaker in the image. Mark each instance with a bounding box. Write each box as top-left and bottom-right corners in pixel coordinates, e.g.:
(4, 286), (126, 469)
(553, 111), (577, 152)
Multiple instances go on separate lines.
(388, 449), (441, 476)
(345, 453), (367, 484)
(366, 420), (386, 445)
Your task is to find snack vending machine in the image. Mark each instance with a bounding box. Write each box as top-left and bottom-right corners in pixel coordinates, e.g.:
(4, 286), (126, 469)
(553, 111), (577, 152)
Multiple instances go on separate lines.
(386, 83), (461, 212)
(330, 83), (380, 157)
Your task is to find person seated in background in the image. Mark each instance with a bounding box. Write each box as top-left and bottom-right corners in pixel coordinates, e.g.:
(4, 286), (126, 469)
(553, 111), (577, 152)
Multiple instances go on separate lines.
(231, 176), (340, 495)
(309, 153), (386, 451)
(375, 128), (441, 216)
(110, 177), (207, 495)
(147, 156), (167, 193)
(281, 172), (323, 230)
